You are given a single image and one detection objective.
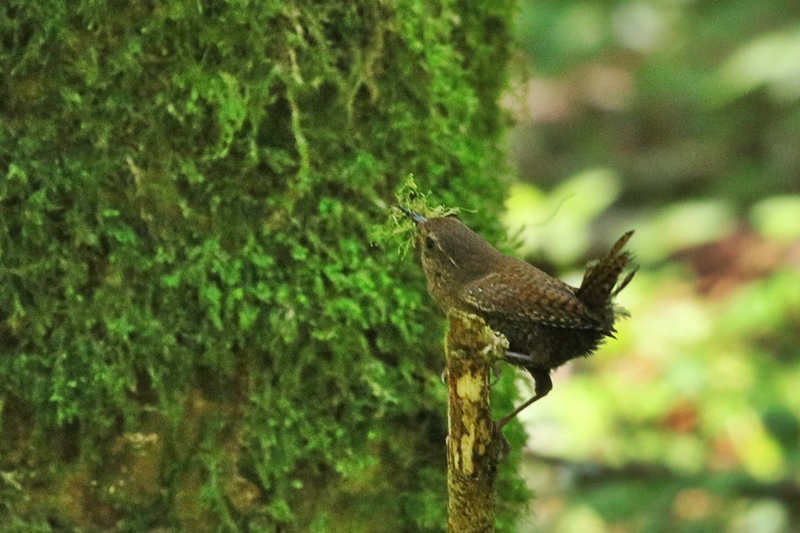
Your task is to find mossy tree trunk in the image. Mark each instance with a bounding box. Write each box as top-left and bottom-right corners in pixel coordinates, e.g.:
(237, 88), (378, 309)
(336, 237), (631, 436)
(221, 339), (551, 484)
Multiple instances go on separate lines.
(0, 1), (524, 531)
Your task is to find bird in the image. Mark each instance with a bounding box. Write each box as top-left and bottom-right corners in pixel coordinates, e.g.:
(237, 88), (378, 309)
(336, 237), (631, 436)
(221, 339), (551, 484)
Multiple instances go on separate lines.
(400, 206), (636, 427)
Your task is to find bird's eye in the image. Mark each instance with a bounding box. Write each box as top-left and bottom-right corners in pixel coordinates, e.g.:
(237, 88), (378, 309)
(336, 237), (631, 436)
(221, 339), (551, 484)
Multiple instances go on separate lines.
(425, 236), (436, 250)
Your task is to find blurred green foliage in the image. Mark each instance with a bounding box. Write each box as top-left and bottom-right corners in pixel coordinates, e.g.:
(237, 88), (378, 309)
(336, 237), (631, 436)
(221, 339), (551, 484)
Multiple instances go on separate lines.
(0, 1), (527, 531)
(509, 0), (800, 208)
(506, 1), (800, 532)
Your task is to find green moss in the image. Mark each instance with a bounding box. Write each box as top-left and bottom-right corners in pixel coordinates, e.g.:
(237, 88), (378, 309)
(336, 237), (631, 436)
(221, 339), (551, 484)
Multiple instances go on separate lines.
(0, 0), (524, 530)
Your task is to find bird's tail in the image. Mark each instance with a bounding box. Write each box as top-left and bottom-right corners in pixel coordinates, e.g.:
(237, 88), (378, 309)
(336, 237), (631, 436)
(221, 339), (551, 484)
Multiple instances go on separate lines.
(576, 231), (636, 311)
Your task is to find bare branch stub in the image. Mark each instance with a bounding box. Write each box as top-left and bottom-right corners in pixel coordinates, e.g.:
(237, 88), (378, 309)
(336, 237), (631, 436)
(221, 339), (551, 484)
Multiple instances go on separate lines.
(445, 310), (507, 533)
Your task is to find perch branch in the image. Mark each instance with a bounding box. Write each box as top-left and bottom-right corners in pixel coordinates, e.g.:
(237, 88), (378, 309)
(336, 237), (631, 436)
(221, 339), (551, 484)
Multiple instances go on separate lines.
(445, 310), (508, 533)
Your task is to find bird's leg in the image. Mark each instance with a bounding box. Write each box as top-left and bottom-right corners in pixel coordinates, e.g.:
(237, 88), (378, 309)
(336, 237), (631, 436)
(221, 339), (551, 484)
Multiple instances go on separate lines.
(496, 367), (552, 428)
(504, 351), (536, 366)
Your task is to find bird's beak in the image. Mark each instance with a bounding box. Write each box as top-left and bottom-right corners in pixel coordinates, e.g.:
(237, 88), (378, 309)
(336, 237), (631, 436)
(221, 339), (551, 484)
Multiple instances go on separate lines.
(397, 205), (427, 223)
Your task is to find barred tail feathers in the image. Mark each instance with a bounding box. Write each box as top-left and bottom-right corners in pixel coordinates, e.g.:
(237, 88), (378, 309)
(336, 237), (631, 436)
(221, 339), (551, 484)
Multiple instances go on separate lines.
(576, 231), (635, 310)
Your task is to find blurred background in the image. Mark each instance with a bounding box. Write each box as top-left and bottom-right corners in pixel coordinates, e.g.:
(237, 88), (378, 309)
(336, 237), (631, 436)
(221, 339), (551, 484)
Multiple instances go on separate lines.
(502, 1), (800, 532)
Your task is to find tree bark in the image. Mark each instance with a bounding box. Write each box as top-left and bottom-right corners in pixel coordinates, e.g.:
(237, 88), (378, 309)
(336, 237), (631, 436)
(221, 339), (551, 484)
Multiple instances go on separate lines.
(445, 310), (508, 533)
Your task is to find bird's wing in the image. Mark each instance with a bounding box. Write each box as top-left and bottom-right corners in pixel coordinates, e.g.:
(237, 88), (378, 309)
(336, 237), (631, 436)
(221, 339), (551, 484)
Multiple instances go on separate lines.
(461, 271), (609, 331)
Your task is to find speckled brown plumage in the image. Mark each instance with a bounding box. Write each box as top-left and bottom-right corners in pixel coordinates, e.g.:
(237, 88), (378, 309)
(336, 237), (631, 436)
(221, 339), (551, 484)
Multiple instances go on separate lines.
(401, 208), (636, 426)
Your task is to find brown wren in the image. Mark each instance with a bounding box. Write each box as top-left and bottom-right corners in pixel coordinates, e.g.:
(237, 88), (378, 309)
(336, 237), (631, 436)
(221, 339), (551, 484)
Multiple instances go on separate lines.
(400, 206), (636, 427)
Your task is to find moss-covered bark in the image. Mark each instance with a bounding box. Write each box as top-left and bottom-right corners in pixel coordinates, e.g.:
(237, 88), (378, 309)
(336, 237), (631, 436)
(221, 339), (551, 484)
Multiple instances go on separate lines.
(0, 1), (525, 531)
